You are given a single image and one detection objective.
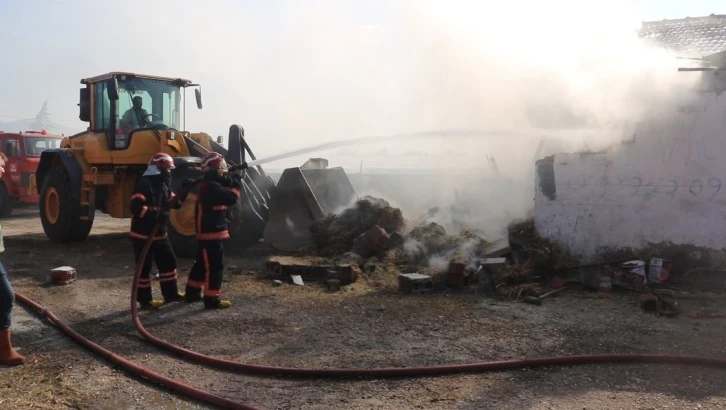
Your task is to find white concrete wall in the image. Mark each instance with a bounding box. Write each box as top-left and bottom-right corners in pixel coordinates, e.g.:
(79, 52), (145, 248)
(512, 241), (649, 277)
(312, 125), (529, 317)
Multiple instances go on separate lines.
(534, 89), (726, 262)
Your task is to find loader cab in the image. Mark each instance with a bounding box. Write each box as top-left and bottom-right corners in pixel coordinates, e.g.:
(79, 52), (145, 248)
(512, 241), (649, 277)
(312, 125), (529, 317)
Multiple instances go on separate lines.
(78, 72), (203, 150)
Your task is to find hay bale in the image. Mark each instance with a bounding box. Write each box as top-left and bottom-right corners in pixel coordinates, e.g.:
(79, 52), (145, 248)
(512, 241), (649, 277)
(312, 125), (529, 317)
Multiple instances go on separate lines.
(402, 222), (488, 268)
(405, 222), (449, 254)
(310, 196), (404, 256)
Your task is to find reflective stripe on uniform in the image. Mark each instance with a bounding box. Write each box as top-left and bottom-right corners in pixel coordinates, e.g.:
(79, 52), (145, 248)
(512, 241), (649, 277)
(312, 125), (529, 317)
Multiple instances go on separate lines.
(196, 231), (230, 240)
(129, 231), (169, 241)
(137, 278), (152, 289)
(159, 270), (178, 282)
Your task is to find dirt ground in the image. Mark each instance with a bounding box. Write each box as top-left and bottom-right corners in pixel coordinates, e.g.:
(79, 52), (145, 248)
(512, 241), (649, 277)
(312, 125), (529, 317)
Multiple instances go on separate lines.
(2, 207), (726, 409)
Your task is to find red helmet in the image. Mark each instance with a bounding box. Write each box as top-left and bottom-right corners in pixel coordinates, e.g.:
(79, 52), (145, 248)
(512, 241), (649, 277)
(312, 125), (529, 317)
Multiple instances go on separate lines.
(148, 152), (175, 171)
(201, 152), (227, 172)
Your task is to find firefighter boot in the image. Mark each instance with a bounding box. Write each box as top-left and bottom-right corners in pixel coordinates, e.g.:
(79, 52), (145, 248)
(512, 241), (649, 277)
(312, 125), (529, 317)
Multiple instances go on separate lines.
(184, 285), (202, 303)
(161, 280), (185, 303)
(0, 328), (25, 366)
(138, 286), (164, 309)
(203, 296), (231, 309)
(139, 300), (165, 310)
(165, 292), (186, 303)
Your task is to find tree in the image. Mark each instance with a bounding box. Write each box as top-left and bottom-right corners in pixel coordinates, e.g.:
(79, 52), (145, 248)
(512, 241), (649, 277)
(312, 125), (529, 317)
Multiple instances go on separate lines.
(29, 101), (51, 130)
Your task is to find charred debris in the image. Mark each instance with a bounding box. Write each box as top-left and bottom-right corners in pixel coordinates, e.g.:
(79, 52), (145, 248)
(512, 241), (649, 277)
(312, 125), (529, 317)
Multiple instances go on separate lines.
(263, 195), (575, 301)
(259, 196), (720, 318)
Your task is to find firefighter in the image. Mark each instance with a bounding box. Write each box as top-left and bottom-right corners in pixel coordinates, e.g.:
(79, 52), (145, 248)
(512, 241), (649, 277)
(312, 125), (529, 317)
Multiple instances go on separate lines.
(183, 151), (247, 309)
(129, 152), (189, 309)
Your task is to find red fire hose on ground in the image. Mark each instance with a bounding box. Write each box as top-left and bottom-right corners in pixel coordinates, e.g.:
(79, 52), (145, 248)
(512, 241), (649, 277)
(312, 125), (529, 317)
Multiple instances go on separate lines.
(12, 173), (726, 410)
(14, 291), (256, 410)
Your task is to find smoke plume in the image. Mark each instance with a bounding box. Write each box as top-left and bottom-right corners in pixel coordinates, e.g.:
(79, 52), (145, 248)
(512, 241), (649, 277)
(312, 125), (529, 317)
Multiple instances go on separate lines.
(0, 0), (701, 239)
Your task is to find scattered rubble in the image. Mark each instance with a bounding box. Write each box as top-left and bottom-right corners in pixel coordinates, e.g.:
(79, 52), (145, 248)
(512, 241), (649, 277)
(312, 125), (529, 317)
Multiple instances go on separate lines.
(398, 273), (433, 294)
(284, 206), (721, 312)
(326, 279), (341, 292)
(353, 225), (391, 258)
(484, 237), (511, 258)
(447, 262), (466, 289)
(265, 256), (361, 290)
(50, 266), (76, 286)
(523, 296), (542, 306)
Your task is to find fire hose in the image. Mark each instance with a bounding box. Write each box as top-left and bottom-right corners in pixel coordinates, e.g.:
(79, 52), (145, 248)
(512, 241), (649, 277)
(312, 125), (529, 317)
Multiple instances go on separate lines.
(13, 291), (255, 410)
(12, 165), (726, 410)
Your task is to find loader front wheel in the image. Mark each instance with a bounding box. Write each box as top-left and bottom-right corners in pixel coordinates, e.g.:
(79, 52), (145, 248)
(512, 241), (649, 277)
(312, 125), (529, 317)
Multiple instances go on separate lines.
(168, 167), (202, 258)
(39, 166), (93, 243)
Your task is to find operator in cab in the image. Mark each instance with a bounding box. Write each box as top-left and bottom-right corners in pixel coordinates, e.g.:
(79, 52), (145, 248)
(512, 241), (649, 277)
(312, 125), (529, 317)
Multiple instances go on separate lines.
(183, 152), (248, 309)
(120, 96), (150, 130)
(129, 153), (188, 309)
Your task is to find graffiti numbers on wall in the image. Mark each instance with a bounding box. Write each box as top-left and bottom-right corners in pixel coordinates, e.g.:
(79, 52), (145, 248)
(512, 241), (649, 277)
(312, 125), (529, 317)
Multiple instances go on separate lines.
(565, 175), (724, 202)
(689, 179), (703, 196)
(708, 178), (721, 200)
(623, 177), (723, 202)
(662, 180), (678, 201)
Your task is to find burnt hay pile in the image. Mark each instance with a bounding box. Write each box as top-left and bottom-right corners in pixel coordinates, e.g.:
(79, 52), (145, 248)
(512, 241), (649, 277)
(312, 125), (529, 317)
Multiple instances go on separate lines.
(506, 218), (572, 274)
(491, 217), (573, 299)
(400, 222), (487, 268)
(305, 202), (572, 297)
(310, 196), (404, 257)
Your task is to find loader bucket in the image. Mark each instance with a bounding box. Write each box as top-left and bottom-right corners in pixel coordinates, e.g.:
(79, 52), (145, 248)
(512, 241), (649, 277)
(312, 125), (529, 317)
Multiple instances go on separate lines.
(263, 166), (357, 251)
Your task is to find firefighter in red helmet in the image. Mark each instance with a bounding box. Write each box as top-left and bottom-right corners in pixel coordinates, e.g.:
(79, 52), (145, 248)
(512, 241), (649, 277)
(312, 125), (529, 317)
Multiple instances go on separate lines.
(129, 152), (189, 309)
(183, 151), (247, 309)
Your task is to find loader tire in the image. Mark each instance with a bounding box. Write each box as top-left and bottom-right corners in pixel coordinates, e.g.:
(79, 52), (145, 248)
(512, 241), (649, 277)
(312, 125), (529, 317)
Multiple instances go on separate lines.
(167, 167), (203, 258)
(39, 166), (93, 243)
(0, 183), (13, 218)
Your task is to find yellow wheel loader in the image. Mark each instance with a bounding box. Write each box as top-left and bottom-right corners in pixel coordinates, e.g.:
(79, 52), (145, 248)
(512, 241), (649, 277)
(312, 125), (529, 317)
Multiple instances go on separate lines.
(35, 72), (356, 256)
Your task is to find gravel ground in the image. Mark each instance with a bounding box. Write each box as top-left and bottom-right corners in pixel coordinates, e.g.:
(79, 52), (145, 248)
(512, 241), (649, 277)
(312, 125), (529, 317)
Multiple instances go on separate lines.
(1, 208), (726, 409)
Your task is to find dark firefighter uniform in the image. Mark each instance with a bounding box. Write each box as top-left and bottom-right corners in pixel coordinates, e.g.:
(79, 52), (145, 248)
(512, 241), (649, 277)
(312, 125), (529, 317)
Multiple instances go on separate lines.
(184, 152), (245, 309)
(129, 153), (188, 309)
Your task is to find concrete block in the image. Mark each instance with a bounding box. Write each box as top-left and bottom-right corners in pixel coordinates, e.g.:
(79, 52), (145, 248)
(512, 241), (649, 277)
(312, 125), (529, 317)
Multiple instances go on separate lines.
(326, 279), (341, 292)
(485, 237), (511, 258)
(399, 273), (433, 294)
(448, 262), (466, 288)
(640, 294), (657, 312)
(330, 263), (361, 285)
(265, 258), (331, 281)
(50, 266), (76, 286)
(479, 257), (507, 273)
(353, 225), (390, 258)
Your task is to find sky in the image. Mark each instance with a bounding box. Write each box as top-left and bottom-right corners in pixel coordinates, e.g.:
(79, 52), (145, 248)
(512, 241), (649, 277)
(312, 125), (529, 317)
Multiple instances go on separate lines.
(0, 0), (724, 171)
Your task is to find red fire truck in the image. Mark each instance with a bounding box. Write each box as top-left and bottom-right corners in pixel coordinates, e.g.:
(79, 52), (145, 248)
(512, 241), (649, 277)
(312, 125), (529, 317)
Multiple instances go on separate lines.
(0, 130), (65, 217)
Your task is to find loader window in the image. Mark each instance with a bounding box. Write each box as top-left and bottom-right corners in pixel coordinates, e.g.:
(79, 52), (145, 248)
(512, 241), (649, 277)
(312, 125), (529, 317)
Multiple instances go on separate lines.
(24, 137), (61, 157)
(93, 82), (112, 131)
(116, 78), (181, 131)
(118, 91), (153, 130)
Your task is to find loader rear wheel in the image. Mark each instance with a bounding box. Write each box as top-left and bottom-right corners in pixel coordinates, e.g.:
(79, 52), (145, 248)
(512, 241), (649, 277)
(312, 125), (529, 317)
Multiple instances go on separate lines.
(168, 167), (203, 258)
(39, 166), (93, 243)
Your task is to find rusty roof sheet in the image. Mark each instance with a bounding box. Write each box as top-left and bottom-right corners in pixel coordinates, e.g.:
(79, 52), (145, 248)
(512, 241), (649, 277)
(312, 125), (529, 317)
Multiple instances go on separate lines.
(639, 14), (726, 57)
